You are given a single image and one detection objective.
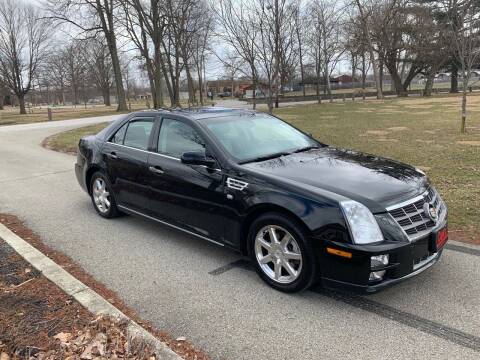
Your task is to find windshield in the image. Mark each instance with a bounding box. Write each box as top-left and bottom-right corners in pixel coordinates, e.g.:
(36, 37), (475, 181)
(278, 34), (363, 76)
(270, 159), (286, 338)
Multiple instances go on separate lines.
(202, 114), (320, 163)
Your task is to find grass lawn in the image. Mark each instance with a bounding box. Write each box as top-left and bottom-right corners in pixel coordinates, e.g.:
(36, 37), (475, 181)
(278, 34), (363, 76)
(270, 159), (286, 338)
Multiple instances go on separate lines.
(275, 94), (480, 243)
(0, 99), (214, 126)
(43, 123), (110, 154)
(0, 105), (136, 126)
(44, 93), (480, 243)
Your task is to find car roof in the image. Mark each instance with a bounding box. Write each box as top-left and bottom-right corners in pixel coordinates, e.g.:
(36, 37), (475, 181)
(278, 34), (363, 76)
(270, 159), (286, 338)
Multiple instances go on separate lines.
(130, 107), (256, 120)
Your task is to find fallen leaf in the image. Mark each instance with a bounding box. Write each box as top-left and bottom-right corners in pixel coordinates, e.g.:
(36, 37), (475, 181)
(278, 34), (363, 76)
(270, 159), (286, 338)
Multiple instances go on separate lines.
(0, 352), (10, 360)
(176, 336), (186, 341)
(54, 332), (72, 344)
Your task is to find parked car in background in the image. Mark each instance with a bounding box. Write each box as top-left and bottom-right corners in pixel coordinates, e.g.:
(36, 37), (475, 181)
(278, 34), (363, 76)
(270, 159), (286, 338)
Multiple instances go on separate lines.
(75, 108), (448, 293)
(217, 91), (232, 98)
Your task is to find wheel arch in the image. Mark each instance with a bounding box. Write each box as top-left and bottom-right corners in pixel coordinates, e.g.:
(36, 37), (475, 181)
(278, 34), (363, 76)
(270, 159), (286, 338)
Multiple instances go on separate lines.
(240, 203), (311, 256)
(86, 165), (103, 195)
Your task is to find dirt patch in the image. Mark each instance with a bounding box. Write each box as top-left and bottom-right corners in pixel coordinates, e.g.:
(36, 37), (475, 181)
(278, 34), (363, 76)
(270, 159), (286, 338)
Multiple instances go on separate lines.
(416, 166), (431, 171)
(318, 115), (338, 119)
(406, 105), (434, 109)
(457, 140), (480, 146)
(377, 110), (405, 114)
(366, 130), (389, 135)
(416, 139), (435, 144)
(376, 138), (399, 142)
(387, 127), (409, 131)
(0, 213), (210, 360)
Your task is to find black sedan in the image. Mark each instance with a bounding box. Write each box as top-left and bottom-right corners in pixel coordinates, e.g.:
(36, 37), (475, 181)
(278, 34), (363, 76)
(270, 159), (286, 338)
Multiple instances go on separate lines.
(75, 108), (448, 293)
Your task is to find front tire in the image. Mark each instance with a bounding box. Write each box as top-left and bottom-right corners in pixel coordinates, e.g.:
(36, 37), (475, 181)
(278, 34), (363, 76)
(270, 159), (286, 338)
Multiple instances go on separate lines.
(90, 172), (120, 218)
(248, 213), (317, 292)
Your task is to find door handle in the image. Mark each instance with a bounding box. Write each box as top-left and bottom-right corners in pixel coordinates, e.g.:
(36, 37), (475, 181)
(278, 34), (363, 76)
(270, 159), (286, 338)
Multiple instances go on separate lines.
(149, 166), (164, 174)
(107, 151), (118, 160)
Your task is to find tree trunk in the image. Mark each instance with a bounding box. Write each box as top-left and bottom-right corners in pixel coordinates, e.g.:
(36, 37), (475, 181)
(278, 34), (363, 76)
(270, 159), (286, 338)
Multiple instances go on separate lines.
(296, 25), (305, 97)
(103, 87), (111, 106)
(424, 73), (435, 97)
(451, 66), (459, 93)
(252, 72), (257, 110)
(461, 74), (468, 133)
(316, 63), (322, 104)
(379, 58), (384, 92)
(355, 1), (382, 99)
(18, 94), (26, 115)
(351, 54), (356, 101)
(100, 3), (127, 112)
(154, 48), (164, 108)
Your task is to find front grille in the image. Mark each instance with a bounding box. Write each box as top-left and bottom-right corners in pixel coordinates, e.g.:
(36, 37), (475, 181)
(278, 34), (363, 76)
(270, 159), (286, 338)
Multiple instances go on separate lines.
(388, 187), (445, 240)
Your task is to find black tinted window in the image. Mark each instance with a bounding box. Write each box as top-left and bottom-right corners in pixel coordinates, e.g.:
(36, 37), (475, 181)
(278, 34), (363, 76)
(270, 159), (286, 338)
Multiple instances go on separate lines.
(158, 119), (204, 157)
(110, 123), (127, 144)
(123, 119), (154, 150)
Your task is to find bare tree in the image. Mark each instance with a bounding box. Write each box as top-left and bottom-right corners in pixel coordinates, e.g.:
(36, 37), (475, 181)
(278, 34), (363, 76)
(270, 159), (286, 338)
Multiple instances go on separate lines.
(354, 0), (383, 99)
(293, 2), (306, 97)
(0, 0), (50, 114)
(443, 0), (480, 133)
(308, 0), (345, 99)
(47, 0), (128, 111)
(46, 49), (69, 105)
(191, 3), (213, 105)
(120, 0), (169, 108)
(85, 38), (114, 106)
(215, 0), (260, 109)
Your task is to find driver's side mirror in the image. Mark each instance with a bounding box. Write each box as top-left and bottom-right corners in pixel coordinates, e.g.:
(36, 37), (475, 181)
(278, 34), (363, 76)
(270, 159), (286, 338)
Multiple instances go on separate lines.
(181, 150), (216, 168)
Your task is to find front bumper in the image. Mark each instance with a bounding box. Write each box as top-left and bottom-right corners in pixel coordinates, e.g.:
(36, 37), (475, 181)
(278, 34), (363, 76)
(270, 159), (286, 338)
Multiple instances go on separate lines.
(317, 220), (447, 294)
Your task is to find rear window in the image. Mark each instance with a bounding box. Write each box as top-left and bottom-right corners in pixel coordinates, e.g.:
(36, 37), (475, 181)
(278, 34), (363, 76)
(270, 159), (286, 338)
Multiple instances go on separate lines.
(123, 119), (154, 150)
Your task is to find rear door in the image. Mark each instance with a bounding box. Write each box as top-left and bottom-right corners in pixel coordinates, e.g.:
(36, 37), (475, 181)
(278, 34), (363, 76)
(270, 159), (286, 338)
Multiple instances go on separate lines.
(102, 117), (155, 211)
(146, 117), (225, 242)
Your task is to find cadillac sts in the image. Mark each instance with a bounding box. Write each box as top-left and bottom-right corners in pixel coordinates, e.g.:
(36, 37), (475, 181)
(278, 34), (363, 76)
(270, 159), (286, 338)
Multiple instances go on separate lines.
(75, 108), (448, 293)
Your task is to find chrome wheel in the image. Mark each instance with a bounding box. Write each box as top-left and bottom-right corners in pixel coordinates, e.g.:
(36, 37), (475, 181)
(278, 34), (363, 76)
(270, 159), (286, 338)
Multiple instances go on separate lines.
(254, 225), (303, 284)
(92, 178), (111, 214)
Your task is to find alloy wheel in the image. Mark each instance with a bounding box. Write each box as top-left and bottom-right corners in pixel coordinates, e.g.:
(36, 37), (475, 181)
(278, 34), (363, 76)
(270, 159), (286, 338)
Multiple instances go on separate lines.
(254, 225), (303, 284)
(92, 178), (111, 214)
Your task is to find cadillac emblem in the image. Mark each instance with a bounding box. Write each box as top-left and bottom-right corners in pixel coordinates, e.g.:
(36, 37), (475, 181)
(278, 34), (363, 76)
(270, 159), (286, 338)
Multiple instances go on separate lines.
(423, 202), (438, 222)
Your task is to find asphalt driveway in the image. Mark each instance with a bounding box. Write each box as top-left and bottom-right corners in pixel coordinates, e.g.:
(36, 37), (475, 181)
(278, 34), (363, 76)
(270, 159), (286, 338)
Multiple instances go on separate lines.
(0, 116), (479, 359)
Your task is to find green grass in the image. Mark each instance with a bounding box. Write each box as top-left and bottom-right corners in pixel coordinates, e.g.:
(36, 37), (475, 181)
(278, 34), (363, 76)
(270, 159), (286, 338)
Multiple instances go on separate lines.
(44, 123), (109, 154)
(275, 94), (480, 243)
(45, 93), (480, 243)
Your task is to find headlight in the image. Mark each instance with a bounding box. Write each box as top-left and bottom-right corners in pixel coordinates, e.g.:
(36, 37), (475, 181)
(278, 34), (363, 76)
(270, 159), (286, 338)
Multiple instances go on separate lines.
(340, 200), (384, 244)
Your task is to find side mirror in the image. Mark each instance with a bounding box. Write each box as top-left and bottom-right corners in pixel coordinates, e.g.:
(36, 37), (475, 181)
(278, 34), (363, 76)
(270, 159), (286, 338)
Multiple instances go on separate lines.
(181, 150), (216, 168)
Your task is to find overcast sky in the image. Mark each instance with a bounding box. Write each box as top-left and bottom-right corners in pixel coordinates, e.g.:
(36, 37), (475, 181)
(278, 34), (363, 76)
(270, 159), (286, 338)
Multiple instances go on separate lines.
(32, 0), (349, 82)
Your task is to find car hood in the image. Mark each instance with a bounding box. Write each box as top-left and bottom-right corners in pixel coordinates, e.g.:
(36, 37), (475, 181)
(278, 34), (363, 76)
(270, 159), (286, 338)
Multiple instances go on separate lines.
(242, 147), (429, 212)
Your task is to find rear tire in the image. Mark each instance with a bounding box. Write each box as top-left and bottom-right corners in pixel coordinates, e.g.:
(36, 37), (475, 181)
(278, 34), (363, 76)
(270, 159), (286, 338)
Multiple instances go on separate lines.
(90, 172), (120, 218)
(248, 213), (317, 292)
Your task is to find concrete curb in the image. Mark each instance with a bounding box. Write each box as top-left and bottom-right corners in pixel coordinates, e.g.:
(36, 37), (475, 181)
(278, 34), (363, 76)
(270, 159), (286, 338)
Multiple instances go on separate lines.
(0, 223), (182, 360)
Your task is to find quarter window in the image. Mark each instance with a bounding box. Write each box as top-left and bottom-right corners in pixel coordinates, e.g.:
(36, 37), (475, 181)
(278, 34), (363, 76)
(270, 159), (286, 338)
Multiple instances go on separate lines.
(110, 123), (128, 144)
(157, 118), (204, 158)
(123, 119), (154, 150)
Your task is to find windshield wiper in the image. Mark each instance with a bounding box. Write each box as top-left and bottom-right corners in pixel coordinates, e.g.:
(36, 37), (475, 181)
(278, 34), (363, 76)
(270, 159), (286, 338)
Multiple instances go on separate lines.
(240, 151), (291, 164)
(292, 145), (319, 153)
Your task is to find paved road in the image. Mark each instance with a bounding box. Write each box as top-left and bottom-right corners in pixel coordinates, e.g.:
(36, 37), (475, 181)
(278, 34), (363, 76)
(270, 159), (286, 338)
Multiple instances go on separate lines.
(1, 116), (479, 359)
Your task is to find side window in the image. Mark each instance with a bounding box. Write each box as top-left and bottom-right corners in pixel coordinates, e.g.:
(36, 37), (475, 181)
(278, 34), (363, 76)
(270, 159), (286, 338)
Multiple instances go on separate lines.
(123, 119), (154, 150)
(110, 122), (128, 144)
(157, 118), (204, 158)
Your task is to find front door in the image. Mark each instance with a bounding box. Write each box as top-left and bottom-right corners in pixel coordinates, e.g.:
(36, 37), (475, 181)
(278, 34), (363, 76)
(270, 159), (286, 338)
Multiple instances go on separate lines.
(146, 118), (225, 241)
(102, 117), (155, 211)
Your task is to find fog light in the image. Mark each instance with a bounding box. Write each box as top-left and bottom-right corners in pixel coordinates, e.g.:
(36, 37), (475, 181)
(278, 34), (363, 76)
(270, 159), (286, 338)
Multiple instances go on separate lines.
(369, 254), (389, 281)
